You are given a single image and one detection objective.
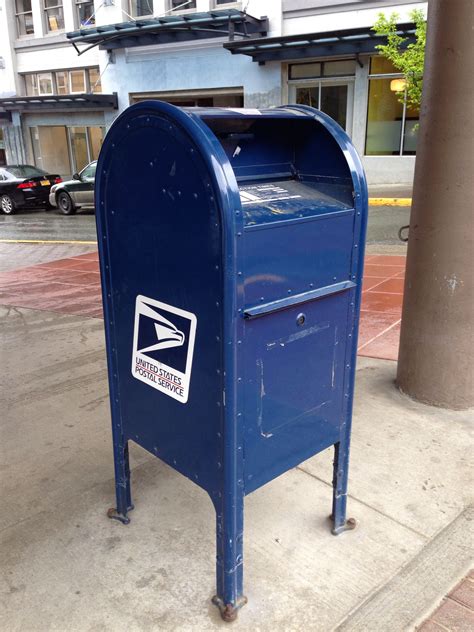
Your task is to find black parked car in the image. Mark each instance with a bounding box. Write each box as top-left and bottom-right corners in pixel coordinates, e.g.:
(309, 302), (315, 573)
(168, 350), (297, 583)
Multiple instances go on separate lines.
(0, 165), (62, 214)
(49, 161), (96, 215)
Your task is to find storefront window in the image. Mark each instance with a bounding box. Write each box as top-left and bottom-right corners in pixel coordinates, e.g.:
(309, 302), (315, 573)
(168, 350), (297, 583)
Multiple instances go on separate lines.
(294, 82), (352, 133)
(44, 0), (64, 32)
(365, 56), (420, 156)
(130, 0), (154, 17)
(88, 127), (104, 160)
(289, 60), (355, 80)
(31, 125), (104, 176)
(15, 0), (34, 36)
(320, 84), (348, 130)
(402, 101), (419, 156)
(31, 126), (71, 176)
(69, 127), (89, 172)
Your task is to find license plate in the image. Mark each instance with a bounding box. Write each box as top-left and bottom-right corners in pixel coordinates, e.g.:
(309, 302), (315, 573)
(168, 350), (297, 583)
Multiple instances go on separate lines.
(40, 180), (50, 186)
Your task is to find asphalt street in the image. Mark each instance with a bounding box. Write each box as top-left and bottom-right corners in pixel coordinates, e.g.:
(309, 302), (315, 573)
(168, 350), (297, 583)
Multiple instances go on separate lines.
(0, 204), (411, 246)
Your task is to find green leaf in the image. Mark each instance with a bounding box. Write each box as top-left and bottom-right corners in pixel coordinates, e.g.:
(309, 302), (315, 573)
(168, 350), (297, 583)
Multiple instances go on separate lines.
(372, 9), (426, 110)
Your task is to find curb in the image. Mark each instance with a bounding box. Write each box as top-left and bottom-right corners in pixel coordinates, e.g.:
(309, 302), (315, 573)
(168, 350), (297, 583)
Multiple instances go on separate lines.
(335, 505), (474, 632)
(369, 198), (412, 206)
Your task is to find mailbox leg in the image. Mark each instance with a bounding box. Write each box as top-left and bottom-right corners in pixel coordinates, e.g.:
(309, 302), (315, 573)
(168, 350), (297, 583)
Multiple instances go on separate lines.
(107, 440), (134, 525)
(212, 492), (247, 622)
(331, 441), (356, 535)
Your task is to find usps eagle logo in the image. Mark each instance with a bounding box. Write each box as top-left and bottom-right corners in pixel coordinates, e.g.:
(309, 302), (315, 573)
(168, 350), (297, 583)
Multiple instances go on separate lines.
(131, 295), (197, 403)
(137, 302), (186, 354)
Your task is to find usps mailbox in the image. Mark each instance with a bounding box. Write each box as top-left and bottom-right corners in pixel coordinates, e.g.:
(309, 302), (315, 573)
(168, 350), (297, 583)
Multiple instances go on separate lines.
(96, 101), (367, 621)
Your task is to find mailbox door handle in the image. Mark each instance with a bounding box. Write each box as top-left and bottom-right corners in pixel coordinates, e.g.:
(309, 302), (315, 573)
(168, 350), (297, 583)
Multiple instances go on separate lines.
(243, 280), (356, 320)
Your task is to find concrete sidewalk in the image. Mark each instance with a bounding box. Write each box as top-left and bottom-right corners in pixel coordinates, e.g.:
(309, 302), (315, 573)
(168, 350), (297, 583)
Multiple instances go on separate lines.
(0, 303), (472, 631)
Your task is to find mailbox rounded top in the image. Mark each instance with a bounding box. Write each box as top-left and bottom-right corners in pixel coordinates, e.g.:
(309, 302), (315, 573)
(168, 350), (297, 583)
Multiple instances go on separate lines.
(97, 100), (367, 242)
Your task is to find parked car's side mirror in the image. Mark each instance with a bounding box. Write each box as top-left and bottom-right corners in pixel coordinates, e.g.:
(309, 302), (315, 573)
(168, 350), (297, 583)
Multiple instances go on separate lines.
(72, 173), (81, 180)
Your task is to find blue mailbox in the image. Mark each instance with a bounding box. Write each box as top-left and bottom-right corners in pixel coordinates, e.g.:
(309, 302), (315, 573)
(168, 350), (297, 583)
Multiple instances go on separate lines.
(96, 101), (367, 621)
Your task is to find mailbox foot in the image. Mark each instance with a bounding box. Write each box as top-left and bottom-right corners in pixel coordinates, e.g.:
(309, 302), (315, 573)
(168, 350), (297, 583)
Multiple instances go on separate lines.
(107, 505), (134, 525)
(212, 595), (248, 622)
(331, 516), (357, 535)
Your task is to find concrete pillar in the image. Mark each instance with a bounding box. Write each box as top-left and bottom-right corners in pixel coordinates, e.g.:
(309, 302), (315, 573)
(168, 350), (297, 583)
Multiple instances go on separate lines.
(3, 117), (27, 164)
(396, 0), (474, 409)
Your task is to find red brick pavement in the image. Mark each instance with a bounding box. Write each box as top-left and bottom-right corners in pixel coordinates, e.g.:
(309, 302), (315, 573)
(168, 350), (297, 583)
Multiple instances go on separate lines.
(417, 571), (474, 632)
(0, 251), (406, 361)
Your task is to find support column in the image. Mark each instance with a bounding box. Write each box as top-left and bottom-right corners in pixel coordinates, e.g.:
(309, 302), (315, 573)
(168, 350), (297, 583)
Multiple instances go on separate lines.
(3, 113), (27, 165)
(396, 0), (474, 409)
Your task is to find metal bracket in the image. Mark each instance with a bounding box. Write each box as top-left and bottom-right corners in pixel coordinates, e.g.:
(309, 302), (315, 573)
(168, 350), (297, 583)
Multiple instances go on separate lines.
(212, 595), (248, 622)
(107, 505), (134, 525)
(331, 516), (357, 535)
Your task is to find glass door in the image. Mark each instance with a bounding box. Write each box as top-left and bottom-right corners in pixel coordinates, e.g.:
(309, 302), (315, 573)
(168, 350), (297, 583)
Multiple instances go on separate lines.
(291, 80), (354, 136)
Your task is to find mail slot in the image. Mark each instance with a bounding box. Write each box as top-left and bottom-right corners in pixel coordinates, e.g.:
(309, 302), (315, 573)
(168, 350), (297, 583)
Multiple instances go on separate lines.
(95, 101), (368, 621)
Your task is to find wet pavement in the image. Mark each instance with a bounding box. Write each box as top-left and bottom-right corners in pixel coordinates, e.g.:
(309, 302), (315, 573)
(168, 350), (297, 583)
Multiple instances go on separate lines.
(0, 207), (97, 242)
(0, 249), (406, 361)
(0, 204), (410, 246)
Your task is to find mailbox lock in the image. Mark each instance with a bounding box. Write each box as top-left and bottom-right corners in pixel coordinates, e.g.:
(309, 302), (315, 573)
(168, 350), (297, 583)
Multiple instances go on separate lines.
(296, 313), (306, 326)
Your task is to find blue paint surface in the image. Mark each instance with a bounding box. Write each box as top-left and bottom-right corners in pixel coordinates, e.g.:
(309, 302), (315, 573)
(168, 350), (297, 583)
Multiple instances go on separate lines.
(96, 101), (368, 617)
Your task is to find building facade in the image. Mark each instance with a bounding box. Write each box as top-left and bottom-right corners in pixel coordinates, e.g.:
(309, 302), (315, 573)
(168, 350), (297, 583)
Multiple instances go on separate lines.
(0, 0), (427, 183)
(0, 0), (114, 174)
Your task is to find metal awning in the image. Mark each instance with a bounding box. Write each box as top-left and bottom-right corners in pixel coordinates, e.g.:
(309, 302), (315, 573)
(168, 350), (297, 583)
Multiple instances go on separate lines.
(0, 93), (118, 112)
(223, 22), (416, 63)
(67, 9), (268, 56)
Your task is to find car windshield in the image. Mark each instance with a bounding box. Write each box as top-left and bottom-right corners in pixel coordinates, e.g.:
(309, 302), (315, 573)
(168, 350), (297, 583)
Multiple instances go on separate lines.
(7, 165), (48, 178)
(80, 163), (97, 180)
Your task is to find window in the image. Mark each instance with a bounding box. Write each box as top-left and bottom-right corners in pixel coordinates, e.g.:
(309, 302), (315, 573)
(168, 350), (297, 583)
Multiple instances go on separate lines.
(129, 0), (153, 17)
(69, 69), (86, 93)
(289, 61), (355, 134)
(170, 0), (196, 12)
(69, 127), (89, 172)
(6, 165), (48, 178)
(24, 68), (101, 96)
(25, 74), (39, 96)
(38, 73), (53, 95)
(15, 0), (34, 36)
(76, 0), (95, 26)
(365, 56), (420, 156)
(31, 126), (104, 176)
(30, 126), (71, 176)
(56, 71), (68, 94)
(88, 127), (104, 160)
(80, 161), (97, 181)
(88, 68), (102, 93)
(295, 83), (350, 131)
(289, 60), (355, 80)
(44, 0), (64, 32)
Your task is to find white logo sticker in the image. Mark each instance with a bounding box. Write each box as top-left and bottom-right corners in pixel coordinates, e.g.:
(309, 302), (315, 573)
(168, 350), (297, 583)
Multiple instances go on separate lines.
(131, 295), (197, 404)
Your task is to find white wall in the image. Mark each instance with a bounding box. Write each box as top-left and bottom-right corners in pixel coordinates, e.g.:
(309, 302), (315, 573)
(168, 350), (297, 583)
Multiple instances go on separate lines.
(283, 2), (427, 34)
(0, 0), (20, 96)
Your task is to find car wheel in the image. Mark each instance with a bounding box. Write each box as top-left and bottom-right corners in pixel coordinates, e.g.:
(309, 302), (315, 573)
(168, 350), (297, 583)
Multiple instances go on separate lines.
(0, 194), (15, 215)
(57, 191), (76, 215)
